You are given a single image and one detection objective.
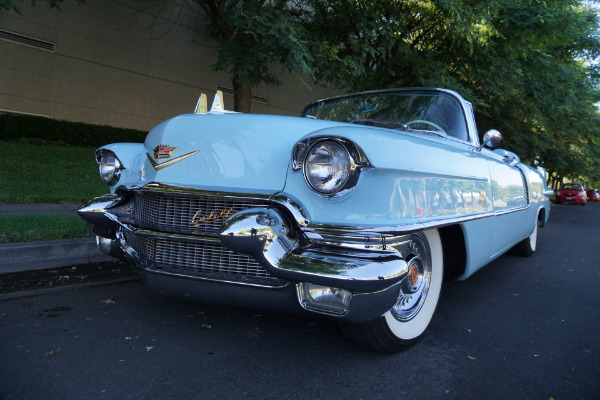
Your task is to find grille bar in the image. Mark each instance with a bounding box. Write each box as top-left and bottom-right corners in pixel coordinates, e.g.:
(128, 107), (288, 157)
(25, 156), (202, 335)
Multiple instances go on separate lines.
(123, 189), (286, 286)
(134, 192), (270, 236)
(124, 231), (287, 287)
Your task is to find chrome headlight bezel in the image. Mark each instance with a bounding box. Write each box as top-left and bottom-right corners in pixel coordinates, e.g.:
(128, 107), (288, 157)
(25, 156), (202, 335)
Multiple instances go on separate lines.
(96, 149), (123, 186)
(292, 136), (372, 197)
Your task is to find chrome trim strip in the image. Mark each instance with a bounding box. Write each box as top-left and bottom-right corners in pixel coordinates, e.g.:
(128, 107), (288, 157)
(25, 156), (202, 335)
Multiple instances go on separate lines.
(134, 182), (275, 199)
(304, 206), (531, 243)
(146, 268), (291, 289)
(145, 151), (199, 171)
(492, 205), (529, 216)
(120, 224), (220, 243)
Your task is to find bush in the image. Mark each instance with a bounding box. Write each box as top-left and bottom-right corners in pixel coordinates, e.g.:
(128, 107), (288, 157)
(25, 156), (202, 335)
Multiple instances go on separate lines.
(0, 114), (147, 148)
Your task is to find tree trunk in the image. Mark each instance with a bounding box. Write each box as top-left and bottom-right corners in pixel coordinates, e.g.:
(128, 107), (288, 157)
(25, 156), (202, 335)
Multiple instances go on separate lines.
(232, 79), (252, 113)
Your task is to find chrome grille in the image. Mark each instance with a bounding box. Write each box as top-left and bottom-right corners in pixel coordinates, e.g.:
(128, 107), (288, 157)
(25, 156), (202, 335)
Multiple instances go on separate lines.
(134, 192), (271, 236)
(123, 231), (287, 287)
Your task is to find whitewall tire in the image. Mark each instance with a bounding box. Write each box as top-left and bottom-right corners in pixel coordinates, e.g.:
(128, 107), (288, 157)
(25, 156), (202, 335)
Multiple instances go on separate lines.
(340, 229), (444, 353)
(511, 212), (539, 257)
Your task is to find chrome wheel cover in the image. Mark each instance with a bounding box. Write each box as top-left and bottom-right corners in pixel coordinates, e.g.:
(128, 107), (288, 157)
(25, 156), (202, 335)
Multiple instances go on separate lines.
(391, 233), (432, 322)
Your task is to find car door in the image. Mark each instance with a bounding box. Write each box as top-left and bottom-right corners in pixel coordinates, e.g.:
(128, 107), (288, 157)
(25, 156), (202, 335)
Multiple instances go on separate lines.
(479, 148), (530, 256)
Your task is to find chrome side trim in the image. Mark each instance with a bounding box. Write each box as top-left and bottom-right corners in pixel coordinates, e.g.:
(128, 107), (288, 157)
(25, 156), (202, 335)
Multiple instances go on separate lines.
(492, 204), (529, 216)
(304, 206), (531, 246)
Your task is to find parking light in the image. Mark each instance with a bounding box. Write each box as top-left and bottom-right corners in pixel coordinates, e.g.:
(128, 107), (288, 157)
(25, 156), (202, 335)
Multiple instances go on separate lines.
(297, 283), (352, 315)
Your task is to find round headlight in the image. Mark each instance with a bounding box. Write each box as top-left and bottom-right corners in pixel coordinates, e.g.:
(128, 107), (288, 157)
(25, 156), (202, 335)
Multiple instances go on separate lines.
(98, 151), (122, 186)
(304, 141), (351, 194)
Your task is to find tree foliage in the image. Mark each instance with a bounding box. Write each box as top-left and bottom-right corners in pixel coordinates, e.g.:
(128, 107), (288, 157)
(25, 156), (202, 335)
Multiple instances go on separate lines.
(192, 0), (319, 111)
(302, 0), (600, 187)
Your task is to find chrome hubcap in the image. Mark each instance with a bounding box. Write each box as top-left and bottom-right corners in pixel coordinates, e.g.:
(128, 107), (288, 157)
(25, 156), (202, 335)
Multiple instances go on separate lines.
(391, 233), (432, 322)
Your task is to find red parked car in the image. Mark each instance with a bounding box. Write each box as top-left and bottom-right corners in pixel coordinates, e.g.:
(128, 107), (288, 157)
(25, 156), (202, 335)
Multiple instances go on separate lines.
(586, 189), (600, 202)
(555, 183), (587, 205)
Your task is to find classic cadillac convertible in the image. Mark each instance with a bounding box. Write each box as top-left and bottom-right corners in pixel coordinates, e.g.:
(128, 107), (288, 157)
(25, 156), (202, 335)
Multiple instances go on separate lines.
(79, 88), (552, 353)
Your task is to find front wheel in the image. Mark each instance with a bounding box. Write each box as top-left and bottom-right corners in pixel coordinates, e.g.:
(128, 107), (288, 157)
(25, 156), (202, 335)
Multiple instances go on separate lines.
(340, 229), (444, 353)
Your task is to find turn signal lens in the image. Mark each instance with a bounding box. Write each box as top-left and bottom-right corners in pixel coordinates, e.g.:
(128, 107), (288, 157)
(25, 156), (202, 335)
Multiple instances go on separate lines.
(304, 141), (351, 194)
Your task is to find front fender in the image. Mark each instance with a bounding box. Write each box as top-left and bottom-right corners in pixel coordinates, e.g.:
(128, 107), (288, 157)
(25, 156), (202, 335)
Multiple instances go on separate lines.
(284, 125), (492, 228)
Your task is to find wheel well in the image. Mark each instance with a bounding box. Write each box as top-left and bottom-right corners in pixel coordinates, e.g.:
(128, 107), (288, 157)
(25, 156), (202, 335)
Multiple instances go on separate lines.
(439, 225), (466, 281)
(538, 207), (546, 227)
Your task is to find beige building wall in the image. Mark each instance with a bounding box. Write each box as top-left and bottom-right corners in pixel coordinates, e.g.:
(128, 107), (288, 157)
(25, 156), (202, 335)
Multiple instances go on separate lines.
(0, 0), (337, 132)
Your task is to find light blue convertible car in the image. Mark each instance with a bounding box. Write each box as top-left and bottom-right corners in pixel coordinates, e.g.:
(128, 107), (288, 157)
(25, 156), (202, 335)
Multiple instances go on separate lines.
(79, 88), (552, 353)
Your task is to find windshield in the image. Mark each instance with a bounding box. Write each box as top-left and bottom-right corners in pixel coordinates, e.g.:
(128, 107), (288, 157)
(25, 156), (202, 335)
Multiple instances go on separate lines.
(561, 184), (582, 191)
(302, 90), (469, 141)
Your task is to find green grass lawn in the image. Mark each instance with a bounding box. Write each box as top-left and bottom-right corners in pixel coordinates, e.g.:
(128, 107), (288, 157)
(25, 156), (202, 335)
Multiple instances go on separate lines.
(0, 214), (93, 243)
(0, 141), (108, 242)
(0, 141), (106, 203)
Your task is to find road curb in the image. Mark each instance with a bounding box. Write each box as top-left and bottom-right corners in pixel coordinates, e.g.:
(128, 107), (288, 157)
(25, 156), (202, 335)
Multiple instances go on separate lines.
(0, 238), (111, 274)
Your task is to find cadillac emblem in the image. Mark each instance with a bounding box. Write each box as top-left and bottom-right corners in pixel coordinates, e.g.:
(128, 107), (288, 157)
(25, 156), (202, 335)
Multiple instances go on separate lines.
(153, 144), (178, 159)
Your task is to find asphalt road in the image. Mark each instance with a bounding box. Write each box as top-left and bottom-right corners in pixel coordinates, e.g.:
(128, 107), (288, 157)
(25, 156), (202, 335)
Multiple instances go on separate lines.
(1, 203), (599, 400)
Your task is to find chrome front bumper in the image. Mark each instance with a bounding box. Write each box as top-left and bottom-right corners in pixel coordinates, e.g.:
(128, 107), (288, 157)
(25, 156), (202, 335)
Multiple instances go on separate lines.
(78, 186), (412, 323)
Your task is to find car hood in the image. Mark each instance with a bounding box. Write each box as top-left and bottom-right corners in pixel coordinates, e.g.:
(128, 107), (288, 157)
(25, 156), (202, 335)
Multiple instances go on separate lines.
(138, 113), (345, 193)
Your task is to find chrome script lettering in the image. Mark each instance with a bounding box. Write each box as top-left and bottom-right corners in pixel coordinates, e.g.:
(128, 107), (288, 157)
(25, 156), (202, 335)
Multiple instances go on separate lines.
(191, 208), (234, 226)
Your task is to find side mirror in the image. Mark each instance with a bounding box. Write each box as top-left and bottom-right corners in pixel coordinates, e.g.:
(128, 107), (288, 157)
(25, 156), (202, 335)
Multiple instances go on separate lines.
(483, 129), (502, 148)
(476, 129), (502, 151)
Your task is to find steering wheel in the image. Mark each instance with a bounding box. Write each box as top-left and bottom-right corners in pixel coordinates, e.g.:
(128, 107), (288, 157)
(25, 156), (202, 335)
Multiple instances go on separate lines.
(406, 120), (446, 134)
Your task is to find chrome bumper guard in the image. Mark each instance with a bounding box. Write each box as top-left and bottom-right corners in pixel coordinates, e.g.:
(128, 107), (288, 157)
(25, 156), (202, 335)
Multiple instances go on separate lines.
(79, 192), (410, 322)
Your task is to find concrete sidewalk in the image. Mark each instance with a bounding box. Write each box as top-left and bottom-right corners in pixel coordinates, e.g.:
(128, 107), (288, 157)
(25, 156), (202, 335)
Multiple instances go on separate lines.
(0, 204), (112, 274)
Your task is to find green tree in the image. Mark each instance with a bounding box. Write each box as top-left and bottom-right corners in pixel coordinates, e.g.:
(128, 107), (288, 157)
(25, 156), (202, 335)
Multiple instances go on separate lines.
(305, 0), (600, 185)
(192, 0), (318, 112)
